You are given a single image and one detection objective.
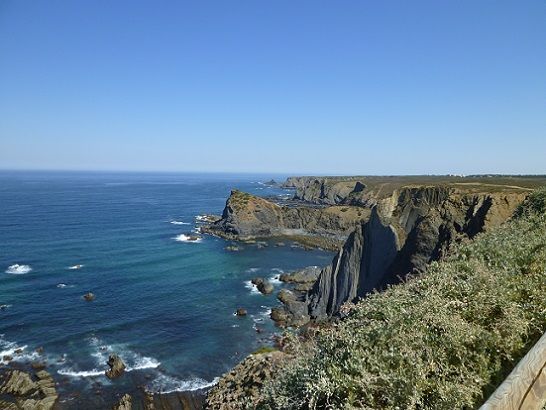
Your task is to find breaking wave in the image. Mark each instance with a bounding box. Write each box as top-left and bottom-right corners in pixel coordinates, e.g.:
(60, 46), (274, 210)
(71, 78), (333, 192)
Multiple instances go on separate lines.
(173, 234), (202, 243)
(5, 264), (32, 274)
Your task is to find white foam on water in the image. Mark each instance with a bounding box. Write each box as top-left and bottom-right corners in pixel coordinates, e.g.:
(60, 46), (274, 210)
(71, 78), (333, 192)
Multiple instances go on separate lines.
(195, 215), (209, 223)
(147, 374), (219, 393)
(0, 304), (12, 310)
(0, 336), (41, 365)
(57, 283), (75, 288)
(246, 267), (260, 273)
(170, 220), (190, 225)
(268, 275), (282, 285)
(244, 280), (261, 295)
(57, 368), (104, 378)
(87, 337), (161, 374)
(67, 264), (84, 270)
(173, 234), (202, 243)
(5, 264), (32, 274)
(271, 268), (284, 273)
(260, 306), (272, 318)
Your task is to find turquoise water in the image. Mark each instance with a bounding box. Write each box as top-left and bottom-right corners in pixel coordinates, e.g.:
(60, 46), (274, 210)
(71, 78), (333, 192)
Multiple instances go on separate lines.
(0, 171), (333, 407)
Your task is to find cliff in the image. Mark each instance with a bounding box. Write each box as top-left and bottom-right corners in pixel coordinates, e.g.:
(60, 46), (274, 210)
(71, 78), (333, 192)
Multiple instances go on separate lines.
(206, 189), (546, 409)
(202, 190), (370, 249)
(280, 186), (527, 323)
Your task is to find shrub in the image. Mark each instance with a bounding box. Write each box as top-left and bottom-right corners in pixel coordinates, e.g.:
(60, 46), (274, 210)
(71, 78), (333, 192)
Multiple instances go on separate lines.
(514, 187), (546, 217)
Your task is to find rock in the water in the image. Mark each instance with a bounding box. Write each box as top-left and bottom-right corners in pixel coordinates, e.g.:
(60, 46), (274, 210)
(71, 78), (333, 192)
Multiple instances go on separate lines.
(3, 355), (12, 362)
(83, 292), (95, 301)
(105, 354), (126, 379)
(235, 308), (247, 316)
(112, 393), (132, 410)
(257, 281), (274, 295)
(31, 361), (46, 370)
(251, 277), (264, 286)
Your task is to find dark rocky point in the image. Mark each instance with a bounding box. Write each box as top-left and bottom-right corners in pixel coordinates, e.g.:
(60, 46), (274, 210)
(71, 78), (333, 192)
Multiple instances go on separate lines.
(105, 354), (126, 379)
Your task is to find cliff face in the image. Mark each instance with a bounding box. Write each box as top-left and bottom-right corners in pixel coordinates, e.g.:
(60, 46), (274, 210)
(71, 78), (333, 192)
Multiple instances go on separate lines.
(283, 177), (366, 205)
(291, 187), (527, 321)
(203, 190), (370, 249)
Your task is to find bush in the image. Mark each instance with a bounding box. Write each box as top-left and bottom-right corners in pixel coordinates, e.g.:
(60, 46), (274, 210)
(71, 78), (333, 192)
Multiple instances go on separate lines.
(262, 192), (546, 409)
(514, 187), (546, 218)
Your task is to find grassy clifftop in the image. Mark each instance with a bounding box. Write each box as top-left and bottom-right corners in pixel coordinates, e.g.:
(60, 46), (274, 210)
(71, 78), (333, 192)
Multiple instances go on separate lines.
(207, 189), (546, 409)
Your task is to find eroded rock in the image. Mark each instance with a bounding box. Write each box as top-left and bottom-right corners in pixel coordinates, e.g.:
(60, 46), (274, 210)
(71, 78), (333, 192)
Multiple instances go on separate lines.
(105, 354), (126, 379)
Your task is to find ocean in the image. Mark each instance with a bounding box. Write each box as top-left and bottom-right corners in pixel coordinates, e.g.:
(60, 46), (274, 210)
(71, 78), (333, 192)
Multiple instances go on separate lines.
(0, 171), (333, 407)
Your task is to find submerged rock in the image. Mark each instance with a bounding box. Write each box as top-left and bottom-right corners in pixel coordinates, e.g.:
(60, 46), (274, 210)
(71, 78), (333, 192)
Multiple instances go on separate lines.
(105, 354), (126, 379)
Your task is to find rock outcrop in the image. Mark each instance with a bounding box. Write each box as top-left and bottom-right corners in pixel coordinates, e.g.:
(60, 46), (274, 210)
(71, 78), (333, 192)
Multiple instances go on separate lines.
(105, 354), (126, 379)
(277, 186), (528, 323)
(205, 351), (285, 409)
(202, 190), (369, 250)
(0, 369), (58, 409)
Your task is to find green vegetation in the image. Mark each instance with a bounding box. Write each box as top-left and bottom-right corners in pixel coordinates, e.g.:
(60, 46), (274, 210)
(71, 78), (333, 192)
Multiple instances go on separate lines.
(263, 189), (546, 409)
(252, 346), (279, 355)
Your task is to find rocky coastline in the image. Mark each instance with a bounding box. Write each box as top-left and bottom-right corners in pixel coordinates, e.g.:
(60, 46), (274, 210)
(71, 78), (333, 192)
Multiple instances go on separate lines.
(202, 176), (542, 408)
(2, 175), (542, 409)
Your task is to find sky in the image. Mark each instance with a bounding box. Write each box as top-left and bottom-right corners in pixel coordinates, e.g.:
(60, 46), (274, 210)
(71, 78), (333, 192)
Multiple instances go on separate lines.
(0, 1), (545, 175)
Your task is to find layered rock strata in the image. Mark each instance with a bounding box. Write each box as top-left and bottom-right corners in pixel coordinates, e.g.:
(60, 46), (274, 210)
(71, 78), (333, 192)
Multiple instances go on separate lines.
(276, 187), (527, 324)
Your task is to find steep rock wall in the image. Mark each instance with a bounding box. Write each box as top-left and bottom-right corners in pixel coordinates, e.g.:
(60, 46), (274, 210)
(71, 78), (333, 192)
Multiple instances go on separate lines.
(289, 188), (527, 322)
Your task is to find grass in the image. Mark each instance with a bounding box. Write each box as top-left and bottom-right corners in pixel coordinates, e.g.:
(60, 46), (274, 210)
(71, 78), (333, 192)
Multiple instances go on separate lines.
(260, 188), (546, 409)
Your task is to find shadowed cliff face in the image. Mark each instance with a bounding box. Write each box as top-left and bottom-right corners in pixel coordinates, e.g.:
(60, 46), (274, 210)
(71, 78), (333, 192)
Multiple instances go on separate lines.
(296, 187), (527, 322)
(308, 208), (400, 318)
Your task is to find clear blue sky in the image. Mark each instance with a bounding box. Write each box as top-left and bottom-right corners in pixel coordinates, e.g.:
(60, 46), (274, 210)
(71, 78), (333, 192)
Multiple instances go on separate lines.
(1, 1), (544, 175)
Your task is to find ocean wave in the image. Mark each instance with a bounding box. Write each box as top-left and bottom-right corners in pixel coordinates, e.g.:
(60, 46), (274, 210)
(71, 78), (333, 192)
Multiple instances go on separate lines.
(57, 283), (75, 288)
(5, 264), (32, 274)
(0, 304), (12, 310)
(260, 305), (272, 318)
(170, 220), (190, 225)
(246, 267), (260, 273)
(89, 337), (160, 372)
(244, 280), (261, 295)
(67, 264), (84, 270)
(57, 368), (104, 378)
(173, 234), (202, 243)
(0, 336), (40, 364)
(147, 374), (219, 393)
(268, 274), (282, 285)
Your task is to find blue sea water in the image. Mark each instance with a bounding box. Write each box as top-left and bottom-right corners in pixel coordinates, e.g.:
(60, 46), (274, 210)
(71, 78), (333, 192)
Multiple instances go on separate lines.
(0, 171), (333, 407)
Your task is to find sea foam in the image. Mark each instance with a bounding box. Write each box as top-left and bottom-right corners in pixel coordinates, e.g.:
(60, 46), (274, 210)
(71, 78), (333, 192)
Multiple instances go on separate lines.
(147, 374), (219, 393)
(170, 220), (190, 225)
(173, 234), (202, 243)
(5, 264), (32, 274)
